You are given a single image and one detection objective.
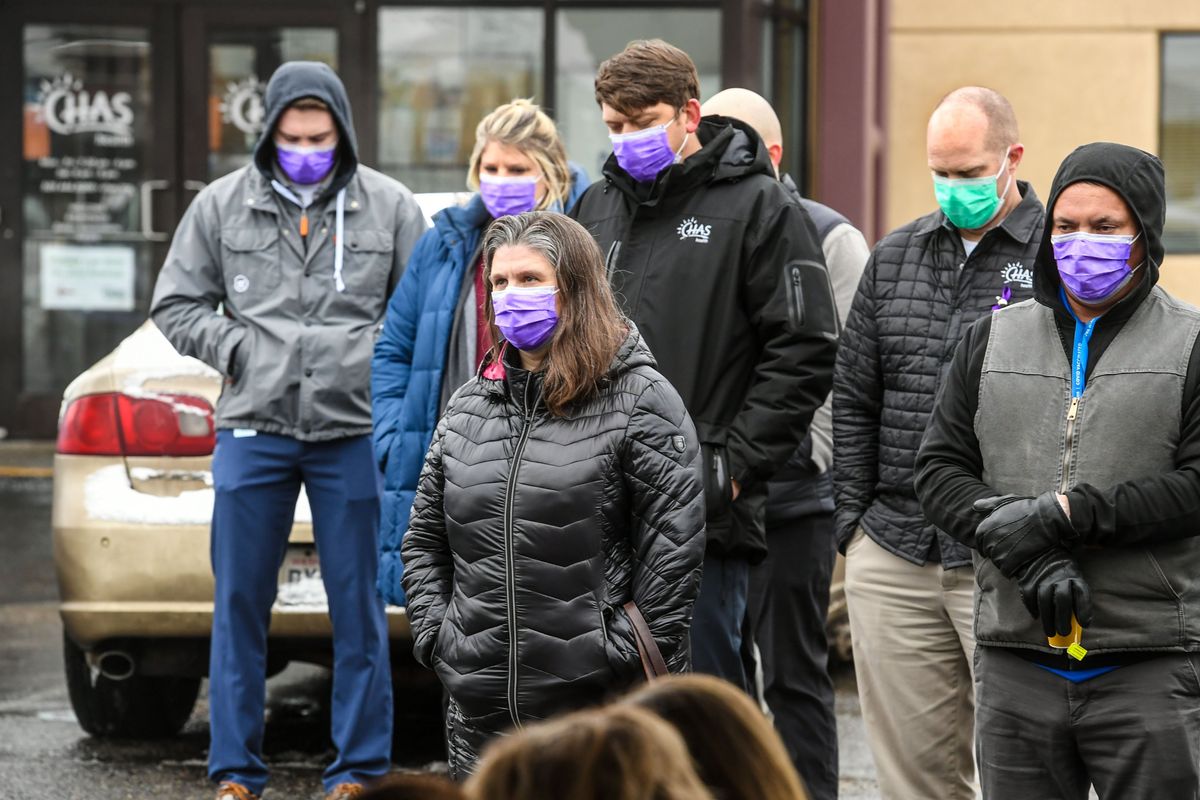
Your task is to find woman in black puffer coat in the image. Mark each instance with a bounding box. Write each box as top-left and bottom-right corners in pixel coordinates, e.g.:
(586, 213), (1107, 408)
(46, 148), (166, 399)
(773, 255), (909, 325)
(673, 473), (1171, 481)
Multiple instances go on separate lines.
(400, 212), (706, 778)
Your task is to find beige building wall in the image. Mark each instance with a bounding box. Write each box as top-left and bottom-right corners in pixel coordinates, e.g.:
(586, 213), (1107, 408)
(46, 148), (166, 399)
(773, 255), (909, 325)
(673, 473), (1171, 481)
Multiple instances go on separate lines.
(886, 1), (1200, 303)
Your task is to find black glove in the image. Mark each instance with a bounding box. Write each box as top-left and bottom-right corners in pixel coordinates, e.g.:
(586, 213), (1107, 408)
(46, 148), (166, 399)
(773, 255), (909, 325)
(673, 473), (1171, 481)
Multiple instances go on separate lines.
(1014, 548), (1094, 638)
(973, 493), (1077, 578)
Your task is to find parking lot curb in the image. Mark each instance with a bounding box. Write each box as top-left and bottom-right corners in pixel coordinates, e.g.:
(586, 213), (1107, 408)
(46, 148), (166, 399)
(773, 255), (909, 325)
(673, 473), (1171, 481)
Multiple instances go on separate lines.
(0, 465), (53, 479)
(0, 440), (56, 479)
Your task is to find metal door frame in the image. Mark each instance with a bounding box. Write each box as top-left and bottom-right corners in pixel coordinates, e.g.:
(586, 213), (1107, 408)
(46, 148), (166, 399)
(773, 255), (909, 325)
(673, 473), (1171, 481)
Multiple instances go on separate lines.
(0, 1), (362, 438)
(178, 5), (361, 199)
(1, 1), (178, 438)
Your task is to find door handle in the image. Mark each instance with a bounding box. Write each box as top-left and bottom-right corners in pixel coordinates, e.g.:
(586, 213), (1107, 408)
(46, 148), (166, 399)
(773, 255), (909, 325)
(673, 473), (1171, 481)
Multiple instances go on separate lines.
(140, 179), (170, 241)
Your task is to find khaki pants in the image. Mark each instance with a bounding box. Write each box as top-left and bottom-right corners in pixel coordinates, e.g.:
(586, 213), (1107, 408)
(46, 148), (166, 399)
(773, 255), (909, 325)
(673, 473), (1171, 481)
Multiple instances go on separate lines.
(844, 528), (978, 800)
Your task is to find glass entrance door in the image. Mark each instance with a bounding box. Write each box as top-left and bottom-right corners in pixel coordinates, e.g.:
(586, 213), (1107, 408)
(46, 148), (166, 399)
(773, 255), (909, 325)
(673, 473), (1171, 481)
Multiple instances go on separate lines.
(18, 22), (163, 435)
(180, 7), (341, 198)
(6, 6), (342, 438)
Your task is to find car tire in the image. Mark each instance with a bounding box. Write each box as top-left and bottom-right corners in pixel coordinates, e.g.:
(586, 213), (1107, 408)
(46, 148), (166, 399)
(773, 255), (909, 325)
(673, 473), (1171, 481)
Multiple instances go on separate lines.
(63, 633), (201, 738)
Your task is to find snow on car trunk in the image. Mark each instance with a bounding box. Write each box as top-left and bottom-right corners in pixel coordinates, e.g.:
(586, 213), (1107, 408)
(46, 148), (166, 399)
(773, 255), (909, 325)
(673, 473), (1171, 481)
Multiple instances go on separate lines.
(112, 321), (220, 390)
(84, 463), (314, 525)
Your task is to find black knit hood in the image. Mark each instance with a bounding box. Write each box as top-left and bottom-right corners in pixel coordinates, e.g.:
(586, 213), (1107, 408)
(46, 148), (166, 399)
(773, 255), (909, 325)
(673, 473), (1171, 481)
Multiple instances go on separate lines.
(1033, 142), (1166, 312)
(252, 61), (358, 200)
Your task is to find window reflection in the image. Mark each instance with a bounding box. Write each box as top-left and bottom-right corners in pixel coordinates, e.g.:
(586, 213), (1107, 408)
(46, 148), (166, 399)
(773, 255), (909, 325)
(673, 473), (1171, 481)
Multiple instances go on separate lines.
(22, 25), (152, 396)
(1163, 35), (1200, 253)
(555, 9), (721, 180)
(766, 12), (806, 188)
(377, 7), (544, 193)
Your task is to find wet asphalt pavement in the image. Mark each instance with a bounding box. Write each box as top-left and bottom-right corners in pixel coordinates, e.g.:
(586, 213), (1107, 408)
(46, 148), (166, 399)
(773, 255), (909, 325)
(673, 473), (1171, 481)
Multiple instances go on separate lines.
(0, 476), (881, 799)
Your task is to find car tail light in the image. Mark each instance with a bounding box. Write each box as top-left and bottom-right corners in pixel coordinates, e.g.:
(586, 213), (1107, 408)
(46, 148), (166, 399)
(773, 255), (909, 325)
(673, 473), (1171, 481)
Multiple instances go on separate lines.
(57, 392), (216, 457)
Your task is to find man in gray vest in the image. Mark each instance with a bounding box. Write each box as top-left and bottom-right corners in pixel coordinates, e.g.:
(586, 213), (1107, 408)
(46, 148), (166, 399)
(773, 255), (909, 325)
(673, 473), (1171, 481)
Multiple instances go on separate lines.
(916, 142), (1200, 798)
(703, 88), (868, 800)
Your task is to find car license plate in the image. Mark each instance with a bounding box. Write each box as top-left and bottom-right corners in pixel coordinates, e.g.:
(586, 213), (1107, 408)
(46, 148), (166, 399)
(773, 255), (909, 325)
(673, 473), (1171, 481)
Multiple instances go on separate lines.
(274, 546), (327, 610)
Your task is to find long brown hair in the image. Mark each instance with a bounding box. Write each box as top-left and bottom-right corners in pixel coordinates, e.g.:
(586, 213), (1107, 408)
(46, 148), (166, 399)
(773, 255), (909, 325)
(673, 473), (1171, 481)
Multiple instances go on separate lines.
(624, 675), (811, 800)
(482, 212), (626, 416)
(464, 704), (714, 800)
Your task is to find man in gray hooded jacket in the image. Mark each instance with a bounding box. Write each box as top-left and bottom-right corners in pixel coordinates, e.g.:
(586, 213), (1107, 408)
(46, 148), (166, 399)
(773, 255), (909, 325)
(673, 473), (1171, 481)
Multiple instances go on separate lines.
(151, 61), (426, 800)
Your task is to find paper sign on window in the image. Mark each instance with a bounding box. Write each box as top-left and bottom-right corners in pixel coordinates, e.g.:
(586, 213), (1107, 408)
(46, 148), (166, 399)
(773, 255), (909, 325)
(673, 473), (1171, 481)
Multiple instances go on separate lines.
(40, 243), (136, 311)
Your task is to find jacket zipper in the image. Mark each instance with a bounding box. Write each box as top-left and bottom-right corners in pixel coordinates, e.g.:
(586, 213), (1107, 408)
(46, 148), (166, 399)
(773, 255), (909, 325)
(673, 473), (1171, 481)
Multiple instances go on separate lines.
(604, 240), (622, 281)
(503, 377), (537, 727)
(1060, 396), (1080, 493)
(605, 197), (641, 286)
(786, 264), (805, 329)
(712, 446), (727, 498)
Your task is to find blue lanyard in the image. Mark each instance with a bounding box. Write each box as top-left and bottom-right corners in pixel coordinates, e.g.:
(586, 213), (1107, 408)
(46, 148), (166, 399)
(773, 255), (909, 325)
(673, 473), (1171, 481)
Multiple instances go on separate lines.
(1060, 287), (1099, 397)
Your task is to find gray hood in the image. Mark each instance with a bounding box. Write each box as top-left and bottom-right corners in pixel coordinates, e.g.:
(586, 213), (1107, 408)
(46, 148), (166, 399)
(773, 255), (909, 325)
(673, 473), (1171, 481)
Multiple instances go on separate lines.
(151, 61), (429, 441)
(252, 61), (358, 202)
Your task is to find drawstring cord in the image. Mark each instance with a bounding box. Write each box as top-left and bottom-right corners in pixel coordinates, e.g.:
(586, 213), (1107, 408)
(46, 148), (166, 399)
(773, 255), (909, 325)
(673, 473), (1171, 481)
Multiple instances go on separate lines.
(270, 180), (347, 293)
(334, 189), (345, 292)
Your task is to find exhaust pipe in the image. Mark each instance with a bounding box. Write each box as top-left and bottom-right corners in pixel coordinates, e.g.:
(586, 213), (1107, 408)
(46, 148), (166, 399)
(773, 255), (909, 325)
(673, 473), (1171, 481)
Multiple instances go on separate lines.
(95, 650), (136, 681)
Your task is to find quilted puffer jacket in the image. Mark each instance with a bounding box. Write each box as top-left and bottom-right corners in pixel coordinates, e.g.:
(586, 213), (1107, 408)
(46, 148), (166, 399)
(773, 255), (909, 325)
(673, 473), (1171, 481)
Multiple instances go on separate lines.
(400, 326), (705, 765)
(832, 182), (1044, 568)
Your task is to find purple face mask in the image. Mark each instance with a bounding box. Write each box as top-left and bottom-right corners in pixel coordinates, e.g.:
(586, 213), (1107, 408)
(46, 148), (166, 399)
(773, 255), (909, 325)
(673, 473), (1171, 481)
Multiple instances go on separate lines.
(276, 142), (336, 185)
(610, 118), (689, 183)
(492, 285), (559, 351)
(480, 174), (540, 218)
(1052, 231), (1142, 304)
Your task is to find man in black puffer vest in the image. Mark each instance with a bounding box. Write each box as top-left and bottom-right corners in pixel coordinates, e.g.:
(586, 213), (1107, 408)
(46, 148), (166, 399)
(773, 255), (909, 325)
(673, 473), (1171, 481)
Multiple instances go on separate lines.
(832, 86), (1044, 799)
(571, 41), (838, 691)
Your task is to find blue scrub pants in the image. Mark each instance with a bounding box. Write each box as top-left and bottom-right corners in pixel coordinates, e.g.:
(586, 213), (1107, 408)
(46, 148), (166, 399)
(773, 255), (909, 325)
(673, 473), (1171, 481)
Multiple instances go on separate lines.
(691, 553), (750, 690)
(208, 431), (392, 795)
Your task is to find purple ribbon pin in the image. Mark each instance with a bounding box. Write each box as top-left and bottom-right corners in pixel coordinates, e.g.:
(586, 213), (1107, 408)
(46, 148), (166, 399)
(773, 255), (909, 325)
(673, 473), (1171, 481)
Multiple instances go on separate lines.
(992, 285), (1012, 311)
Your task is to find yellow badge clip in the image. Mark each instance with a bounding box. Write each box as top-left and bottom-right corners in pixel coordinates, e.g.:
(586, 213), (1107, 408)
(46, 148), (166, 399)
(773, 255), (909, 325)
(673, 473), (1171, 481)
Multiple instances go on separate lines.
(1048, 615), (1087, 661)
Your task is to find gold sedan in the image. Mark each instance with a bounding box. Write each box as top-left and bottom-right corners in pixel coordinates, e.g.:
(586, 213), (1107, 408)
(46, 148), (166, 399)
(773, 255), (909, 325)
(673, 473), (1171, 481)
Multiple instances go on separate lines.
(53, 320), (414, 738)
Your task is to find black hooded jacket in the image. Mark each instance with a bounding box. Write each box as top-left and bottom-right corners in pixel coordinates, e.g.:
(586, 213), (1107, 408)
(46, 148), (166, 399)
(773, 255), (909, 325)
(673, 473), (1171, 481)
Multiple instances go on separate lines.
(916, 143), (1200, 552)
(570, 116), (838, 561)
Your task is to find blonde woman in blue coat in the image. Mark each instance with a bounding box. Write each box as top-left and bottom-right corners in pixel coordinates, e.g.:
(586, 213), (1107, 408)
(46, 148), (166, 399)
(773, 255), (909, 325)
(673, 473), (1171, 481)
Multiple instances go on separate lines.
(372, 99), (587, 605)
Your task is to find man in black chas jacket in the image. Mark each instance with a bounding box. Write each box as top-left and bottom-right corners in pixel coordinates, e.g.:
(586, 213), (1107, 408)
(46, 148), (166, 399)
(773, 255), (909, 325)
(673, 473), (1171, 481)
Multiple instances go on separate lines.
(571, 40), (838, 690)
(701, 87), (869, 800)
(916, 143), (1200, 799)
(832, 86), (1044, 799)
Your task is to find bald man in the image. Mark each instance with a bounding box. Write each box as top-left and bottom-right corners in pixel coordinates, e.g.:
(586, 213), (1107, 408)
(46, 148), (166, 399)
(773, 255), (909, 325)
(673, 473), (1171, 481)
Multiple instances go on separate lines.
(703, 88), (867, 800)
(832, 87), (1045, 798)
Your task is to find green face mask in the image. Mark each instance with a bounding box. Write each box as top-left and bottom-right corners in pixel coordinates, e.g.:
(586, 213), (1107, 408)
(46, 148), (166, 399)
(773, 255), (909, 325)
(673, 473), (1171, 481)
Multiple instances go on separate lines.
(932, 147), (1012, 230)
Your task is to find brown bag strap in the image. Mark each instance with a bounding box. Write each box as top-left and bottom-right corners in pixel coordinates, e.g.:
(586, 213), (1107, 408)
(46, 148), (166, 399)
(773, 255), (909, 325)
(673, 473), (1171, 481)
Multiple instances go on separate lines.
(624, 600), (668, 681)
